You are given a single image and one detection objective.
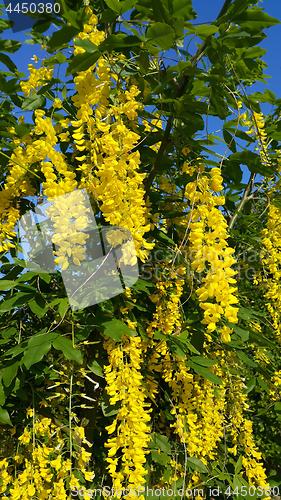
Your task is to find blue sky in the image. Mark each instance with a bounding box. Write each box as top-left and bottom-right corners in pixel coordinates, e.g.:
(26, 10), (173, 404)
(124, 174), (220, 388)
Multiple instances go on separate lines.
(1, 0), (281, 171)
(2, 0), (281, 97)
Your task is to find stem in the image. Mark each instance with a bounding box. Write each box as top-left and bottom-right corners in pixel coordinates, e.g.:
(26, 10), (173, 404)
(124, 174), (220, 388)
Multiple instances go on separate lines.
(144, 0), (233, 195)
(69, 362), (74, 478)
(228, 173), (255, 230)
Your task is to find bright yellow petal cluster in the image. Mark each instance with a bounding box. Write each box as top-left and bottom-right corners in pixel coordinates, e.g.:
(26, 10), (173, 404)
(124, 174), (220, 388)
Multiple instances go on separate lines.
(20, 62), (54, 96)
(104, 336), (151, 496)
(186, 166), (239, 334)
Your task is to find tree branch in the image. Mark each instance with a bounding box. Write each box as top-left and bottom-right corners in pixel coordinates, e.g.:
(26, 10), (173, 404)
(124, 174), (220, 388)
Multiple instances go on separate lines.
(228, 173), (255, 230)
(144, 0), (233, 196)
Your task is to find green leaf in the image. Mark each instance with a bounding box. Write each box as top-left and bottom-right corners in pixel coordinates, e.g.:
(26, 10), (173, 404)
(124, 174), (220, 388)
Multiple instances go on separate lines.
(151, 450), (170, 466)
(251, 88), (276, 105)
(2, 359), (19, 387)
(58, 298), (69, 319)
(14, 124), (30, 138)
(167, 338), (186, 359)
(150, 433), (171, 452)
(191, 363), (223, 385)
(61, 5), (86, 30)
(0, 53), (17, 72)
(235, 455), (243, 474)
(257, 377), (270, 394)
(237, 306), (255, 321)
(138, 50), (149, 73)
(232, 7), (280, 31)
(48, 25), (80, 52)
(0, 292), (35, 313)
(23, 332), (52, 369)
(0, 280), (16, 291)
(104, 0), (136, 15)
(99, 8), (118, 23)
(172, 0), (196, 20)
(66, 50), (101, 76)
(101, 319), (137, 341)
(101, 390), (121, 417)
(148, 227), (176, 248)
(231, 325), (249, 341)
(146, 23), (175, 50)
(191, 356), (217, 367)
(186, 456), (208, 473)
(236, 351), (257, 367)
(196, 25), (219, 37)
(248, 329), (276, 349)
(22, 93), (46, 111)
(0, 379), (5, 406)
(100, 33), (141, 51)
(274, 402), (281, 413)
(29, 296), (49, 319)
(229, 151), (272, 176)
(0, 39), (21, 53)
(52, 335), (83, 364)
(88, 360), (104, 378)
(246, 377), (256, 393)
(74, 37), (99, 53)
(154, 331), (167, 340)
(0, 327), (17, 339)
(190, 328), (204, 353)
(0, 408), (12, 426)
(55, 53), (67, 64)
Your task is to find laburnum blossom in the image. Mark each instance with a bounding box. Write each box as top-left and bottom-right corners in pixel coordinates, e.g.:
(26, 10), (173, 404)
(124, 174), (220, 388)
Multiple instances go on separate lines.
(104, 335), (151, 497)
(20, 61), (54, 96)
(185, 165), (239, 334)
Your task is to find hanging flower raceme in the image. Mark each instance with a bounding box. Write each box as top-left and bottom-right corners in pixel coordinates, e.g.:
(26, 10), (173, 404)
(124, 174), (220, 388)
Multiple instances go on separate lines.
(260, 194), (281, 338)
(20, 62), (54, 96)
(103, 335), (151, 499)
(1, 413), (94, 499)
(46, 189), (91, 271)
(68, 9), (154, 264)
(185, 165), (239, 336)
(241, 111), (270, 167)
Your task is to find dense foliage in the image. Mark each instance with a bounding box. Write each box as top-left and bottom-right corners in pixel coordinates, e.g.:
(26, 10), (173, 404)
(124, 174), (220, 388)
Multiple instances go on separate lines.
(1, 0), (281, 499)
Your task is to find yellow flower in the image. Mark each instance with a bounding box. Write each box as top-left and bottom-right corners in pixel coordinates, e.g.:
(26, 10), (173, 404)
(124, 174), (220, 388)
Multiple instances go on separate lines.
(53, 98), (63, 109)
(18, 428), (31, 445)
(27, 484), (36, 496)
(219, 325), (232, 343)
(26, 408), (34, 418)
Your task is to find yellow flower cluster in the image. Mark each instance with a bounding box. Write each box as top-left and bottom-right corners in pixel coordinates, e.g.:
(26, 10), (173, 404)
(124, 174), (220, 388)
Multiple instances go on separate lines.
(163, 357), (224, 464)
(241, 420), (268, 487)
(222, 353), (268, 488)
(68, 11), (154, 264)
(20, 62), (54, 96)
(104, 336), (151, 498)
(0, 413), (94, 499)
(0, 134), (38, 251)
(242, 111), (270, 167)
(186, 166), (239, 334)
(260, 201), (281, 338)
(145, 267), (185, 398)
(34, 109), (78, 198)
(46, 190), (90, 271)
(148, 269), (184, 336)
